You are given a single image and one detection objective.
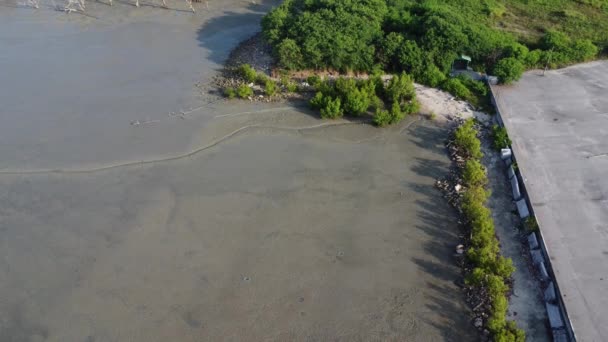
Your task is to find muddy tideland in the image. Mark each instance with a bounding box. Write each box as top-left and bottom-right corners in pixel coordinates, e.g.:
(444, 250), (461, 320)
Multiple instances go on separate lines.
(0, 2), (476, 341)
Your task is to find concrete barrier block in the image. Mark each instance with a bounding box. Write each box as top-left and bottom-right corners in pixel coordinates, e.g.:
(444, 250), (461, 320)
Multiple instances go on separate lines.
(501, 148), (512, 160)
(528, 233), (539, 250)
(504, 156), (512, 166)
(511, 177), (522, 200)
(545, 282), (557, 302)
(507, 165), (516, 179)
(531, 249), (544, 265)
(538, 261), (550, 281)
(552, 328), (568, 342)
(516, 199), (530, 219)
(546, 303), (565, 329)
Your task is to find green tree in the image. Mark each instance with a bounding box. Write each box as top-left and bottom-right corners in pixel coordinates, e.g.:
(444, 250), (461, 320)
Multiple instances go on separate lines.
(320, 97), (343, 119)
(385, 73), (415, 105)
(416, 63), (446, 87)
(343, 88), (370, 116)
(493, 58), (524, 84)
(277, 39), (304, 70)
(373, 108), (392, 126)
(442, 78), (472, 101)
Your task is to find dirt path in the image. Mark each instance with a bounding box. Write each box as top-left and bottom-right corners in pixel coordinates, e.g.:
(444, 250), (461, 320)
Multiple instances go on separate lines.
(481, 130), (551, 341)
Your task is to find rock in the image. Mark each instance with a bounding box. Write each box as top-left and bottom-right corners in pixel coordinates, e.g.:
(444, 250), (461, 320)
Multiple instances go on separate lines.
(528, 233), (539, 250)
(455, 184), (462, 192)
(544, 281), (557, 302)
(474, 317), (483, 329)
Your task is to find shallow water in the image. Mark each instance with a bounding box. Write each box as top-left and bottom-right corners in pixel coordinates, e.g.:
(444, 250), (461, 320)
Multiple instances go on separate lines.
(0, 3), (474, 341)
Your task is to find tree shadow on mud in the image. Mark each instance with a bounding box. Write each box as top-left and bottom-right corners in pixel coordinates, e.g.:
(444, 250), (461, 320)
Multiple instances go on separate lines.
(196, 0), (280, 66)
(404, 123), (478, 341)
(406, 122), (451, 157)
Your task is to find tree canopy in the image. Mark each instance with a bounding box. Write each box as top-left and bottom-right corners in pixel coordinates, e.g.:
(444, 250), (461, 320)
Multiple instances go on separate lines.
(263, 0), (605, 84)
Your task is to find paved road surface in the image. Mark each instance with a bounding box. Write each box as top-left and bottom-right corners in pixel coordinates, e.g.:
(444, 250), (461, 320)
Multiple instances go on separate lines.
(493, 61), (608, 341)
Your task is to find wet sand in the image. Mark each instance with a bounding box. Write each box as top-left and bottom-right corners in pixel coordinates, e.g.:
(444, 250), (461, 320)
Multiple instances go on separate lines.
(0, 3), (475, 341)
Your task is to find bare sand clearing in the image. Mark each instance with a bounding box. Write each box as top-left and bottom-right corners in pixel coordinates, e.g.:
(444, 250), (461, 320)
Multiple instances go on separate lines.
(0, 3), (476, 341)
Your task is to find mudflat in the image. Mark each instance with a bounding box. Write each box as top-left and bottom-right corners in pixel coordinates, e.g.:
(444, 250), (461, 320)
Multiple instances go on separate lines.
(0, 2), (474, 341)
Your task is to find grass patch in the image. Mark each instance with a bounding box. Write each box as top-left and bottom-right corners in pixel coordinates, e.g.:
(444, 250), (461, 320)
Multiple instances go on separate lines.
(491, 125), (512, 150)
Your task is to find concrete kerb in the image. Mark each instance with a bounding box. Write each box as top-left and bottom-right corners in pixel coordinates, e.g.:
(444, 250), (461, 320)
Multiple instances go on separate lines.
(488, 84), (576, 341)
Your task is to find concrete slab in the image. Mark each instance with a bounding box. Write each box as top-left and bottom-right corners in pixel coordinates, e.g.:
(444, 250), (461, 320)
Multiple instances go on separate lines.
(515, 199), (530, 219)
(493, 61), (608, 341)
(531, 249), (544, 265)
(545, 282), (557, 303)
(507, 165), (516, 180)
(528, 232), (539, 250)
(511, 176), (522, 200)
(546, 303), (565, 329)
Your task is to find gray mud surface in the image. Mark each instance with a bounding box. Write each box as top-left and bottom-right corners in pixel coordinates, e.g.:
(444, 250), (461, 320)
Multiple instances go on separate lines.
(1, 3), (475, 341)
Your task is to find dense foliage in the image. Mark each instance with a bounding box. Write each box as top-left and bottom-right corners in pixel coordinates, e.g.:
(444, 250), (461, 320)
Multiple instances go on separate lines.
(263, 0), (605, 86)
(455, 119), (524, 342)
(309, 73), (419, 125)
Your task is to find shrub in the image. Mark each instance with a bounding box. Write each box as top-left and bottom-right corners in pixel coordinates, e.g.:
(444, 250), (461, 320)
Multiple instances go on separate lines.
(402, 100), (420, 116)
(452, 90), (523, 342)
(385, 73), (416, 104)
(238, 64), (257, 83)
(223, 87), (237, 99)
(463, 159), (487, 187)
(442, 78), (472, 101)
(335, 77), (358, 98)
(454, 119), (483, 159)
(524, 49), (542, 68)
(373, 108), (392, 126)
(277, 38), (303, 70)
(456, 74), (488, 96)
(265, 79), (278, 96)
(370, 95), (383, 111)
(343, 88), (370, 116)
(320, 97), (343, 119)
(256, 73), (269, 85)
(492, 256), (516, 279)
(495, 321), (526, 342)
(310, 92), (325, 109)
(236, 84), (253, 99)
(570, 39), (599, 62)
(305, 75), (319, 87)
(524, 216), (539, 232)
(416, 64), (446, 87)
(315, 80), (335, 97)
(281, 77), (298, 93)
(493, 58), (524, 84)
(389, 101), (405, 124)
(491, 125), (512, 150)
(503, 42), (529, 61)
